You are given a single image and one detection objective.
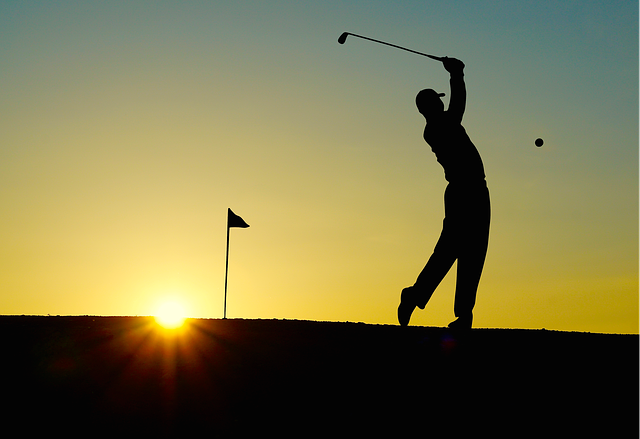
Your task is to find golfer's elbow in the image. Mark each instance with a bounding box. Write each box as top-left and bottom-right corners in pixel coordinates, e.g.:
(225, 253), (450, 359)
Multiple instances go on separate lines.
(448, 76), (466, 122)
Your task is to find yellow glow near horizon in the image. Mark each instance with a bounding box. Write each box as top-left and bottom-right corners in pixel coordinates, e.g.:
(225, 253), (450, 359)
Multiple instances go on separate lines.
(154, 300), (187, 329)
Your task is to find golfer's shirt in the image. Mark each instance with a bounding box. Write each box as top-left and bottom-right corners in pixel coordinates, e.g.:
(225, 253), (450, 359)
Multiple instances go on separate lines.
(424, 113), (486, 185)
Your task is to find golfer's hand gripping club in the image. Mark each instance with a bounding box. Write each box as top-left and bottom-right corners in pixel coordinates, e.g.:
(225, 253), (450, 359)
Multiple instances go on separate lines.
(442, 57), (465, 75)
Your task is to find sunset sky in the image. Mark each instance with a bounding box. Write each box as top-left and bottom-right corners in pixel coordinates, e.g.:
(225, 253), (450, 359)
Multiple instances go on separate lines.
(1, 1), (637, 333)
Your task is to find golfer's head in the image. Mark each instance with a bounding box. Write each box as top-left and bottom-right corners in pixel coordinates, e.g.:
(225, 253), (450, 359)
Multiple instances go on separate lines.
(416, 89), (445, 117)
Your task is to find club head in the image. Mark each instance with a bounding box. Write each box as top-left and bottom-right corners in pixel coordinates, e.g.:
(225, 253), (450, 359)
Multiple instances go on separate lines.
(338, 32), (349, 44)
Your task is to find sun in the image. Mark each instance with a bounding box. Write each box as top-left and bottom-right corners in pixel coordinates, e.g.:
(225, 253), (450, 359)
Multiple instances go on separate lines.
(154, 300), (187, 329)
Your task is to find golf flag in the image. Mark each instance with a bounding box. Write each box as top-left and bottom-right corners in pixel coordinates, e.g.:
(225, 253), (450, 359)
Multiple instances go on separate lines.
(227, 208), (249, 229)
(224, 208), (249, 319)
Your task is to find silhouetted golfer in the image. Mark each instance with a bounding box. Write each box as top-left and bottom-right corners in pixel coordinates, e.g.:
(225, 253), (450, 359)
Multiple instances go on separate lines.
(398, 57), (490, 329)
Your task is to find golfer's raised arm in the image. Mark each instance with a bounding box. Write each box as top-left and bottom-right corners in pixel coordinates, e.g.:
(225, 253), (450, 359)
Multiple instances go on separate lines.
(443, 57), (466, 124)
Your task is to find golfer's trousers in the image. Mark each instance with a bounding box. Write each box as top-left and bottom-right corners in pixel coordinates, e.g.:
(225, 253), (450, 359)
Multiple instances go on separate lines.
(414, 181), (491, 318)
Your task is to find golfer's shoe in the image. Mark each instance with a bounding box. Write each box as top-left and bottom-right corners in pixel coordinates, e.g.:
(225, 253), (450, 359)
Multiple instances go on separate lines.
(397, 286), (423, 327)
(448, 314), (473, 330)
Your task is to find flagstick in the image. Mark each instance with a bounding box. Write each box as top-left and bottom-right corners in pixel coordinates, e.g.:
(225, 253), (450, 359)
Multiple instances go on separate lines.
(224, 222), (230, 319)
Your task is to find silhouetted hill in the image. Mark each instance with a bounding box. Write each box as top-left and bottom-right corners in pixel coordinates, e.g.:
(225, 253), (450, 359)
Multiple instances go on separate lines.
(1, 316), (637, 437)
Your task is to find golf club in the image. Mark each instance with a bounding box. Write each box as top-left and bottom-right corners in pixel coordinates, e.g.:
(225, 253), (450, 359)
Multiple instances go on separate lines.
(338, 32), (444, 62)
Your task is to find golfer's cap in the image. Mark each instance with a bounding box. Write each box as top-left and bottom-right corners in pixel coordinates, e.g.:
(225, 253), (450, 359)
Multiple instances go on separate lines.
(417, 88), (445, 99)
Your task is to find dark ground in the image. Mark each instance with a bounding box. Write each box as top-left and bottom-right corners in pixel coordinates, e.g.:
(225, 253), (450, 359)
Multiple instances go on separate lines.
(1, 316), (637, 437)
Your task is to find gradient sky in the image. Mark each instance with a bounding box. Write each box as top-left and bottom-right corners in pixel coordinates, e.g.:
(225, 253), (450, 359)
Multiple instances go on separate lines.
(1, 1), (637, 333)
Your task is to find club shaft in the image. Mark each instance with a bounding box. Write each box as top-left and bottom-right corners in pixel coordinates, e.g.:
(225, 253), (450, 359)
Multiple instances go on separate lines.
(346, 33), (443, 61)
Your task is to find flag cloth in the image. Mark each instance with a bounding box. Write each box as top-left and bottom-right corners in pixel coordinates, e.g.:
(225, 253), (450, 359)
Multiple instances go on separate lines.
(227, 208), (249, 228)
